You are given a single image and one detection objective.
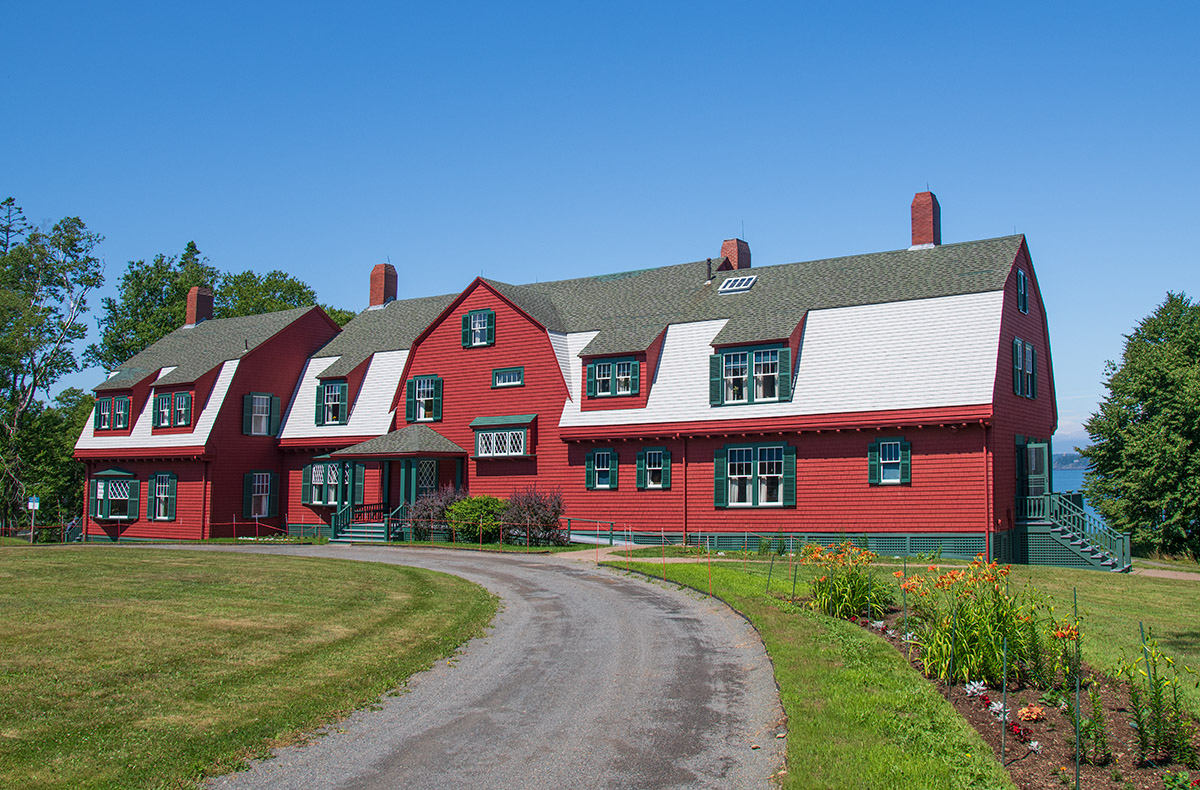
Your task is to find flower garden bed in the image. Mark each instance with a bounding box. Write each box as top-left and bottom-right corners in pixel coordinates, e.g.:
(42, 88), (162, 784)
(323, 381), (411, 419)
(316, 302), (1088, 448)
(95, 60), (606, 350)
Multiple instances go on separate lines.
(799, 543), (1200, 790)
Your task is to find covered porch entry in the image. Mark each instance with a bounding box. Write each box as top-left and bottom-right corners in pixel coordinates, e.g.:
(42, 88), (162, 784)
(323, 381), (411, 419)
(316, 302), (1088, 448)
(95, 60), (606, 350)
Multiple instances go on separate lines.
(329, 424), (467, 543)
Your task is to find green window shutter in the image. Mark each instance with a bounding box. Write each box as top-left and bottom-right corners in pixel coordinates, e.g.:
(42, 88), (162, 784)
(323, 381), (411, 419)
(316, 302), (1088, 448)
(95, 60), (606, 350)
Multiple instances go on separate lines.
(268, 473), (279, 517)
(146, 476), (157, 520)
(101, 481), (111, 518)
(354, 464), (365, 505)
(630, 361), (640, 395)
(661, 449), (672, 489)
(152, 396), (161, 428)
(301, 465), (313, 505)
(431, 377), (443, 421)
(93, 400), (102, 430)
(586, 363), (596, 397)
(777, 348), (792, 401)
(405, 380), (416, 422)
(269, 396), (281, 435)
(713, 447), (727, 507)
(243, 473), (254, 518)
(900, 441), (912, 484)
(486, 309), (495, 345)
(89, 480), (98, 517)
(337, 382), (348, 424)
(166, 475), (177, 520)
(610, 451), (618, 490)
(783, 444), (796, 507)
(709, 355), (723, 406)
(868, 441), (881, 485)
(1030, 347), (1038, 400)
(315, 383), (325, 426)
(609, 367), (618, 396)
(585, 451), (595, 490)
(179, 393), (192, 426)
(128, 480), (140, 520)
(243, 394), (253, 435)
(461, 314), (471, 347)
(636, 450), (646, 490)
(1013, 339), (1022, 396)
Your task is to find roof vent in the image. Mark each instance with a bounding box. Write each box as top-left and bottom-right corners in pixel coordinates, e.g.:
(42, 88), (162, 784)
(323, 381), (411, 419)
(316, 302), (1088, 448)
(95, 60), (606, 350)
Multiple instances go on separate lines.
(718, 275), (757, 294)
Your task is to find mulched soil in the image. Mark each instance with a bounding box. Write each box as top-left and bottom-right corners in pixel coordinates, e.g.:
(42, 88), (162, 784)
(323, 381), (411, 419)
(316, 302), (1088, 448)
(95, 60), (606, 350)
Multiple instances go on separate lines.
(853, 608), (1200, 789)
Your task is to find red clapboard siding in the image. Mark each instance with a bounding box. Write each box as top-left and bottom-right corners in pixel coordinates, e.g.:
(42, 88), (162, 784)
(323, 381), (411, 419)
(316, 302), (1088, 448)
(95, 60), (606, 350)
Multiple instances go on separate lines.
(83, 459), (208, 541)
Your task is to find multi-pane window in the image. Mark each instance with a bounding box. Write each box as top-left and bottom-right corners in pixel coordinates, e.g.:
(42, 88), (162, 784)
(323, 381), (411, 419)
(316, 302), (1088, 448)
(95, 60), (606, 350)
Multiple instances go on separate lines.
(727, 448), (753, 505)
(757, 446), (783, 505)
(251, 395), (271, 435)
(879, 441), (901, 484)
(724, 352), (749, 403)
(753, 350), (779, 401)
(492, 367), (523, 388)
(1013, 338), (1037, 399)
(157, 395), (172, 426)
(303, 461), (365, 507)
(311, 462), (327, 504)
(711, 347), (791, 406)
(114, 397), (129, 429)
(594, 451), (612, 489)
(645, 450), (664, 488)
(595, 363), (612, 395)
(251, 473), (270, 518)
(476, 429), (527, 457)
(462, 309), (495, 347)
(96, 399), (112, 430)
(716, 443), (795, 507)
(417, 460), (437, 497)
(615, 362), (633, 395)
(1017, 270), (1029, 313)
(148, 473), (176, 521)
(174, 392), (190, 425)
(868, 437), (911, 485)
(324, 384), (342, 424)
(415, 378), (436, 421)
(93, 477), (140, 520)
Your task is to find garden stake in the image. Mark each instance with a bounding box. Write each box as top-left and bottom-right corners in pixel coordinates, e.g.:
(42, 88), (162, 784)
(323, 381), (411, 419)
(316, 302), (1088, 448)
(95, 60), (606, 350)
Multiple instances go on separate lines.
(902, 585), (909, 660)
(661, 527), (666, 582)
(743, 535), (747, 574)
(790, 562), (798, 603)
(949, 604), (958, 688)
(479, 516), (483, 552)
(707, 542), (712, 597)
(1001, 635), (1008, 764)
(766, 554), (774, 594)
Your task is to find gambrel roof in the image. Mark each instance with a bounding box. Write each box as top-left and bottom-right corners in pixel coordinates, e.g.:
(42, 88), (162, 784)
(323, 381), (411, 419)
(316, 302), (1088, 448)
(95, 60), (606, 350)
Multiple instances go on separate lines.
(313, 234), (1025, 361)
(94, 306), (317, 392)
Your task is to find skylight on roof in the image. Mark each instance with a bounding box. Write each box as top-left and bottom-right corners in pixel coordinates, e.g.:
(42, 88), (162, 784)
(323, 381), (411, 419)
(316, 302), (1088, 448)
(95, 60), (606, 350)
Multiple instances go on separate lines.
(718, 275), (757, 294)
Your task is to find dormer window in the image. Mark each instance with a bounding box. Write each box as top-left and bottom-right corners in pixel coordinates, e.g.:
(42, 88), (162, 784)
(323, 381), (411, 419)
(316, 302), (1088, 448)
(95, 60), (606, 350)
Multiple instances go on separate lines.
(113, 397), (130, 429)
(586, 358), (640, 398)
(461, 309), (496, 347)
(157, 395), (172, 426)
(710, 346), (792, 406)
(315, 380), (348, 426)
(95, 398), (112, 430)
(153, 392), (191, 427)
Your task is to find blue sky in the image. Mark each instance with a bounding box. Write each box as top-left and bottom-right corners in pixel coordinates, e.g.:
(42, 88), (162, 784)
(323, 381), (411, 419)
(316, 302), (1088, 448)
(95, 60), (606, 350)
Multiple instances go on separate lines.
(4, 2), (1197, 450)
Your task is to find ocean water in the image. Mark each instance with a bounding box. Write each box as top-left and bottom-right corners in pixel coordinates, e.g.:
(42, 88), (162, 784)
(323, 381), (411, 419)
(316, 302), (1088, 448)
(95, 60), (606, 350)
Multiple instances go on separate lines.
(1051, 467), (1101, 520)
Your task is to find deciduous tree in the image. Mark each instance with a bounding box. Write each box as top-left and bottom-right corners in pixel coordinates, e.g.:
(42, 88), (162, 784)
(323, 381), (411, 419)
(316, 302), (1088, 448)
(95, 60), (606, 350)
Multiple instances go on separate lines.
(1081, 292), (1200, 556)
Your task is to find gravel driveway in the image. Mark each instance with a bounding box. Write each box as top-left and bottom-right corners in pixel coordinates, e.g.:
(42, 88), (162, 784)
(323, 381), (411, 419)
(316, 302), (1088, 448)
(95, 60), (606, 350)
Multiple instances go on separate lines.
(169, 544), (784, 790)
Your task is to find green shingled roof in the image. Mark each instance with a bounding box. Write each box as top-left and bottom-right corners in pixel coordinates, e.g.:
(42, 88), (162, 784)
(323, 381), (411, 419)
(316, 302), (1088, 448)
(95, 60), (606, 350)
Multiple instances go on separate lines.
(269, 234), (1026, 369)
(331, 424), (466, 457)
(94, 306), (318, 392)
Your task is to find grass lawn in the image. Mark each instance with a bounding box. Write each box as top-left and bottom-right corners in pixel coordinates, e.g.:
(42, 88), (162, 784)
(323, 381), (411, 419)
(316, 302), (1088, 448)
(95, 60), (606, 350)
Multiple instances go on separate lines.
(610, 554), (1200, 789)
(1133, 554), (1200, 573)
(0, 547), (497, 790)
(0, 536), (30, 546)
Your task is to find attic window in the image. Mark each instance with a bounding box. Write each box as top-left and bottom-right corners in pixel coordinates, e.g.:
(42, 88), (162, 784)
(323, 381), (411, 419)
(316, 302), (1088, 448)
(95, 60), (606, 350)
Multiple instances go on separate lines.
(718, 275), (757, 294)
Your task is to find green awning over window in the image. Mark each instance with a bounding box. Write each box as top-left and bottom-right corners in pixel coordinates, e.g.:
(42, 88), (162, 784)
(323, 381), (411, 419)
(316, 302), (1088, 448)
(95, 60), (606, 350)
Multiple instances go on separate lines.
(469, 414), (537, 428)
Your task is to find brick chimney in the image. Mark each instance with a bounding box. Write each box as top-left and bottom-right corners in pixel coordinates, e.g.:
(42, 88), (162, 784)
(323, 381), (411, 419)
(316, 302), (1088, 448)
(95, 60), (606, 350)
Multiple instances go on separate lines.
(185, 285), (213, 326)
(910, 191), (941, 248)
(716, 239), (751, 271)
(370, 263), (397, 306)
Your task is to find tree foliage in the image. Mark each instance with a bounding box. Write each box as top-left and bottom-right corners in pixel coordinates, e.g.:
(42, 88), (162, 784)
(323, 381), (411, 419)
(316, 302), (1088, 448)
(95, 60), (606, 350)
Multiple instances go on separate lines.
(17, 388), (94, 525)
(87, 242), (355, 371)
(1081, 292), (1200, 556)
(0, 197), (103, 527)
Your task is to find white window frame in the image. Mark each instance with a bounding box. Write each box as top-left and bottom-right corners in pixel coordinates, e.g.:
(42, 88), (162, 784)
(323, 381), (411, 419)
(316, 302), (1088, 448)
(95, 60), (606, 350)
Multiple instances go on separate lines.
(594, 362), (612, 397)
(113, 398), (128, 429)
(493, 368), (523, 388)
(476, 428), (526, 458)
(106, 479), (131, 519)
(727, 448), (753, 506)
(251, 394), (271, 435)
(594, 450), (612, 489)
(645, 450), (664, 489)
(310, 463), (326, 505)
(415, 378), (436, 421)
(251, 472), (270, 518)
(753, 350), (779, 401)
(724, 352), (749, 404)
(470, 311), (489, 346)
(157, 394), (172, 427)
(757, 446), (784, 505)
(615, 361), (633, 395)
(152, 474), (172, 520)
(174, 392), (189, 426)
(879, 441), (902, 485)
(97, 399), (112, 430)
(323, 384), (342, 425)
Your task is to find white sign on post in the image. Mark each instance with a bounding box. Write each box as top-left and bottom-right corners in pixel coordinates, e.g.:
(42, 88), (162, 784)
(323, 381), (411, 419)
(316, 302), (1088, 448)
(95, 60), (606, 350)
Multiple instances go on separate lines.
(27, 496), (39, 511)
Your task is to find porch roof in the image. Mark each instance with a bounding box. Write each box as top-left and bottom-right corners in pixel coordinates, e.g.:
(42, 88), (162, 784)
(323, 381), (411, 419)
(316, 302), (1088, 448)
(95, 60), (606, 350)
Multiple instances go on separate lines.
(330, 424), (466, 458)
